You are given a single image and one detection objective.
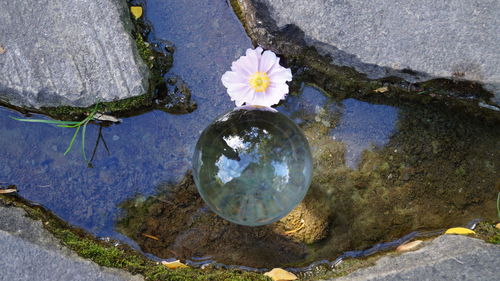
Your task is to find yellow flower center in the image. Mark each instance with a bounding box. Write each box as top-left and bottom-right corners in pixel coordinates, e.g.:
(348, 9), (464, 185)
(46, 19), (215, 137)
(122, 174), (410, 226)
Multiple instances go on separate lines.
(249, 72), (270, 92)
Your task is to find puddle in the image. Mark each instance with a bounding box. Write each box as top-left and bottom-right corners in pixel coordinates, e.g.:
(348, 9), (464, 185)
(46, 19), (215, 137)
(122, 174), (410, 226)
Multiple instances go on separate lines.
(1, 0), (499, 273)
(0, 0), (250, 238)
(115, 85), (499, 268)
(328, 99), (398, 169)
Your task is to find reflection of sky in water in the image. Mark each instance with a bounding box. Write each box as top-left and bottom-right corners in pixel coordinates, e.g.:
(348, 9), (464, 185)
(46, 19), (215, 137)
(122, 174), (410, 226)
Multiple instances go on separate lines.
(215, 127), (291, 186)
(0, 0), (251, 238)
(216, 156), (243, 184)
(271, 161), (290, 182)
(216, 135), (259, 184)
(331, 99), (398, 169)
(279, 86), (329, 124)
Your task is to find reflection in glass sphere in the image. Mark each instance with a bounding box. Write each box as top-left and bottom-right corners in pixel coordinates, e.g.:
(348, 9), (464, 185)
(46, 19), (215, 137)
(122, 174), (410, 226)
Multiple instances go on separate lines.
(192, 106), (313, 226)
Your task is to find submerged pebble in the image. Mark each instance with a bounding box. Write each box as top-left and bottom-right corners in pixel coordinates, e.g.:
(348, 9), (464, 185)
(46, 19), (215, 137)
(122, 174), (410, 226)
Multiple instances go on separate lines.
(192, 106), (313, 226)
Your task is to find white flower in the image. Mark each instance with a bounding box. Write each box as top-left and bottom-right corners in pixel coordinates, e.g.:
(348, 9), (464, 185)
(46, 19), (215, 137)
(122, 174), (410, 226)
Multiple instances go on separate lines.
(221, 47), (292, 107)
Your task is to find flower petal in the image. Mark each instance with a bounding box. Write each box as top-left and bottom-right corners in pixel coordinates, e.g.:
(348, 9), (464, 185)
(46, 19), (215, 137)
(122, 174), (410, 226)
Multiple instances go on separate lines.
(231, 55), (257, 76)
(228, 84), (252, 104)
(269, 68), (292, 84)
(250, 91), (276, 107)
(222, 47), (292, 107)
(238, 87), (256, 106)
(259, 50), (277, 73)
(255, 46), (263, 57)
(245, 48), (260, 71)
(268, 59), (292, 82)
(266, 83), (289, 103)
(221, 71), (247, 88)
(247, 47), (263, 61)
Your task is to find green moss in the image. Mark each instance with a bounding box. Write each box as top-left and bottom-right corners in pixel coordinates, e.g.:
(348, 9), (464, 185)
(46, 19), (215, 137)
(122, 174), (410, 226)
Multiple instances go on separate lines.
(300, 256), (380, 280)
(136, 33), (155, 70)
(0, 194), (269, 281)
(229, 0), (248, 32)
(40, 93), (153, 120)
(475, 222), (500, 244)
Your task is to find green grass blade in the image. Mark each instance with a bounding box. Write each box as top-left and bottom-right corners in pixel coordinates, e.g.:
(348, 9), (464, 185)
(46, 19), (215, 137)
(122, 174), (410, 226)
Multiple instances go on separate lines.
(64, 126), (81, 156)
(10, 116), (80, 125)
(56, 115), (93, 128)
(497, 192), (500, 221)
(81, 123), (88, 161)
(12, 100), (100, 162)
(56, 124), (80, 128)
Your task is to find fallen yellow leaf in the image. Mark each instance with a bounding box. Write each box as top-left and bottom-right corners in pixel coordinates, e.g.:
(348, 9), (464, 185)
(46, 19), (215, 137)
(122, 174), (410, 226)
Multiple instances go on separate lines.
(444, 227), (475, 235)
(264, 268), (297, 281)
(0, 45), (5, 54)
(0, 189), (17, 194)
(141, 233), (160, 241)
(373, 86), (389, 93)
(161, 260), (189, 269)
(495, 223), (500, 230)
(130, 6), (143, 20)
(396, 240), (423, 252)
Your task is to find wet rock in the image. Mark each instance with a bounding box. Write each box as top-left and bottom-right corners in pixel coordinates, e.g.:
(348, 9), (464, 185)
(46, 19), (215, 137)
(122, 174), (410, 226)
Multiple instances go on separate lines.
(0, 0), (149, 109)
(0, 201), (143, 281)
(154, 76), (196, 114)
(332, 235), (500, 281)
(235, 0), (500, 105)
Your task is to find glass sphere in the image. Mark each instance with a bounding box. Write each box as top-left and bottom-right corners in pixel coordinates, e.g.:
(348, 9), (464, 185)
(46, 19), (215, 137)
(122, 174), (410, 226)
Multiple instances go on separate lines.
(192, 106), (313, 226)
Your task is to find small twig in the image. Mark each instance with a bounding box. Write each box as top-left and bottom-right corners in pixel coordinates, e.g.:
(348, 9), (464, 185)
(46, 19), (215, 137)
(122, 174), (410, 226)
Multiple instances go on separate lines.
(284, 219), (305, 235)
(497, 192), (500, 221)
(448, 256), (464, 265)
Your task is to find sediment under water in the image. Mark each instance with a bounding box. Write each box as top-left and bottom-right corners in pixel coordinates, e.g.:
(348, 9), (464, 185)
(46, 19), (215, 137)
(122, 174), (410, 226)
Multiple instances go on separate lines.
(1, 0), (499, 270)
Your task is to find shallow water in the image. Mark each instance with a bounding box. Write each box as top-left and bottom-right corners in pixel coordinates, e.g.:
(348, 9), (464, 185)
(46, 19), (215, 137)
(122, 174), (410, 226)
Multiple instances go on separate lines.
(1, 0), (499, 270)
(1, 0), (250, 237)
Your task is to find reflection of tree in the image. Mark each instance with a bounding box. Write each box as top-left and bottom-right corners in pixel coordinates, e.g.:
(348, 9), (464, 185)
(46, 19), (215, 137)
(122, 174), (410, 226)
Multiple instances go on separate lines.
(195, 108), (311, 223)
(198, 109), (294, 191)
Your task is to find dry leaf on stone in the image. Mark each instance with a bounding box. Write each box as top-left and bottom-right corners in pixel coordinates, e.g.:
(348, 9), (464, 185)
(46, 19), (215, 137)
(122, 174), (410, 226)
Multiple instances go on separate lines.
(92, 112), (122, 123)
(130, 6), (143, 20)
(444, 227), (475, 235)
(0, 189), (17, 194)
(162, 260), (189, 269)
(373, 87), (388, 93)
(264, 268), (298, 281)
(396, 240), (423, 252)
(0, 45), (5, 54)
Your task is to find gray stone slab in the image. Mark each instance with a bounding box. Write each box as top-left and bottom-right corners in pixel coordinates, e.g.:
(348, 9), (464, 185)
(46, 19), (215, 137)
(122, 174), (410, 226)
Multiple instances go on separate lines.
(0, 202), (64, 252)
(245, 0), (500, 104)
(329, 235), (500, 281)
(0, 0), (149, 109)
(0, 202), (143, 281)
